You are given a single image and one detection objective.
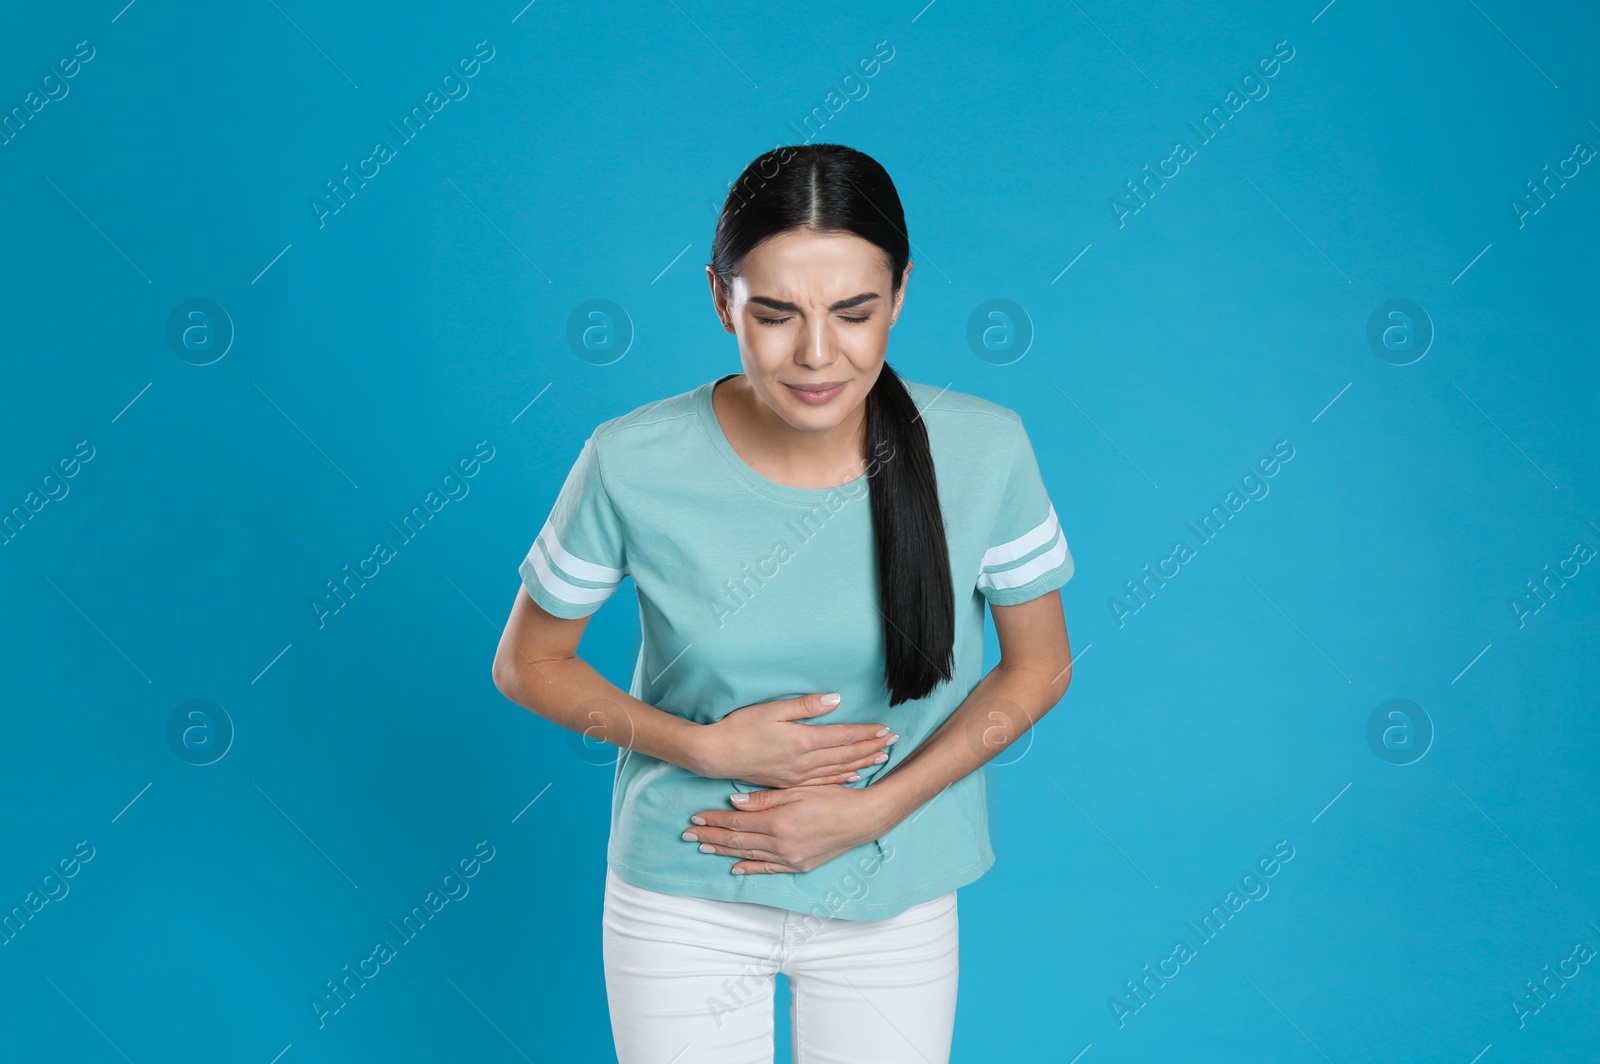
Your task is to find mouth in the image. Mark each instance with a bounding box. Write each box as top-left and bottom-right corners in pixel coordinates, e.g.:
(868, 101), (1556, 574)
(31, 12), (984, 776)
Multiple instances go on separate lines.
(785, 381), (848, 405)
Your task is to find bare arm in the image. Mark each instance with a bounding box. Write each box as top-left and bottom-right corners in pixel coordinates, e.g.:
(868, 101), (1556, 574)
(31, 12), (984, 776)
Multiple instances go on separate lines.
(491, 587), (704, 771)
(491, 586), (895, 785)
(684, 589), (1073, 873)
(867, 588), (1073, 827)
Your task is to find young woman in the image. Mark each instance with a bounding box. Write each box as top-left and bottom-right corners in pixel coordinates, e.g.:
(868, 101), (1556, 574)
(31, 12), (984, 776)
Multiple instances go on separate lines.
(492, 143), (1074, 1064)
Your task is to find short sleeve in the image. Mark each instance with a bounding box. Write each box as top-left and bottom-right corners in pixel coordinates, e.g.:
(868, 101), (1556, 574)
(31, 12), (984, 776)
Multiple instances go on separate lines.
(518, 433), (629, 619)
(977, 418), (1073, 606)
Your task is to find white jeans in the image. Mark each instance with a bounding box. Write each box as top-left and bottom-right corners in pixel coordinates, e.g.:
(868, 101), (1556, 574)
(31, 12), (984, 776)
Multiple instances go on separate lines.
(601, 867), (960, 1063)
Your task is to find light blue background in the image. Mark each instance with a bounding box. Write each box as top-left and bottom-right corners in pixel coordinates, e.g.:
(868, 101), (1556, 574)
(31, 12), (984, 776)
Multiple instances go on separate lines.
(2, 1), (1597, 1061)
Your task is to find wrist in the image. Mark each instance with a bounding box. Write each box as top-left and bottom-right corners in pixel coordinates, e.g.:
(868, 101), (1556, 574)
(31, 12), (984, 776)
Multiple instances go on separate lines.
(673, 717), (721, 778)
(860, 774), (913, 837)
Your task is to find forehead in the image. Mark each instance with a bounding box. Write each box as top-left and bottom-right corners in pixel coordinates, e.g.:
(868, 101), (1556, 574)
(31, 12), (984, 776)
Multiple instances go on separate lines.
(734, 229), (892, 293)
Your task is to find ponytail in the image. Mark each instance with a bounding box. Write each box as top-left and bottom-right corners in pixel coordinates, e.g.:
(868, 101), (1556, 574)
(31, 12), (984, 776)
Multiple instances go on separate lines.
(865, 362), (955, 704)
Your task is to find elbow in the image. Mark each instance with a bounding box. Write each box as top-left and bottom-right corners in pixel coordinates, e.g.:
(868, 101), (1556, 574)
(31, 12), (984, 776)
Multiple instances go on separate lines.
(1017, 653), (1071, 713)
(1047, 670), (1071, 710)
(1050, 653), (1073, 704)
(491, 651), (518, 698)
(1046, 655), (1072, 708)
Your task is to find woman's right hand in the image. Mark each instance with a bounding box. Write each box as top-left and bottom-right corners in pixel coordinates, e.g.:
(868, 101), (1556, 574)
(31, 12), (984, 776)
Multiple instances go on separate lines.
(692, 692), (899, 789)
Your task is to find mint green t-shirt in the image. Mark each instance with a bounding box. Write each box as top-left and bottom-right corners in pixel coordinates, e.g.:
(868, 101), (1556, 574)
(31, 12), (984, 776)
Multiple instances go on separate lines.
(518, 373), (1073, 921)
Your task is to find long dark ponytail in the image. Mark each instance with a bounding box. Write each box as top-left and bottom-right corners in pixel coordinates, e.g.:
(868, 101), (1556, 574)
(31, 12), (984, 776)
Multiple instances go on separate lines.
(708, 143), (955, 706)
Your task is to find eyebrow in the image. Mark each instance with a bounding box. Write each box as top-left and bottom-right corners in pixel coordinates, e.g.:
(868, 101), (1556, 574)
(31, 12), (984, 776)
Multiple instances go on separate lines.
(748, 292), (881, 312)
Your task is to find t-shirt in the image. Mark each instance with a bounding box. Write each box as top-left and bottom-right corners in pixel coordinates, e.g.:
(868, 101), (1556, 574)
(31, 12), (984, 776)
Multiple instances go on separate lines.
(517, 372), (1074, 920)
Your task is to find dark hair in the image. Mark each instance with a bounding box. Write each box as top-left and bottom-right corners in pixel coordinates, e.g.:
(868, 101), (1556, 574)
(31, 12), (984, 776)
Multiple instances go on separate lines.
(708, 143), (955, 706)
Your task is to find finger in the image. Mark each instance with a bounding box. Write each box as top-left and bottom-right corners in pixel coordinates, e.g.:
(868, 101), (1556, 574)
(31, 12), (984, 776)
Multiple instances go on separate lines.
(691, 810), (777, 835)
(794, 754), (877, 784)
(826, 733), (899, 764)
(696, 839), (788, 864)
(732, 859), (797, 875)
(840, 748), (892, 771)
(777, 692), (843, 722)
(686, 826), (773, 851)
(794, 770), (860, 787)
(811, 722), (893, 747)
(798, 738), (894, 777)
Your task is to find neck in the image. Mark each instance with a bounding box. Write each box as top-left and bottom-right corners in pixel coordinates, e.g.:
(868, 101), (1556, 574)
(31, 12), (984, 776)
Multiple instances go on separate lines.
(718, 374), (868, 489)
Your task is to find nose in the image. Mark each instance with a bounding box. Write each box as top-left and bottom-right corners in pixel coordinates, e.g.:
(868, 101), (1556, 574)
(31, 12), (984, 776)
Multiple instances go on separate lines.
(796, 314), (833, 368)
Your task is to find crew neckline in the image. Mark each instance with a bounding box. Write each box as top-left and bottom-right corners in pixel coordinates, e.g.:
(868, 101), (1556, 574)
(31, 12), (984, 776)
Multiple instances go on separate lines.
(698, 373), (870, 502)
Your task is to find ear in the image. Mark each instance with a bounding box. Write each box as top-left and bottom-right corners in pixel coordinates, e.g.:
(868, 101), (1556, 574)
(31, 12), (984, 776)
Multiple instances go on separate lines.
(890, 260), (911, 325)
(706, 266), (734, 333)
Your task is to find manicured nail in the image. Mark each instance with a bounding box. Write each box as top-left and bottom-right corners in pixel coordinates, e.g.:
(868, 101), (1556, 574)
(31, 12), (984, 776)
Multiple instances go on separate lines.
(699, 843), (716, 853)
(885, 733), (900, 745)
(873, 752), (887, 763)
(847, 773), (860, 782)
(821, 692), (841, 706)
(730, 793), (749, 803)
(731, 867), (745, 875)
(691, 815), (706, 825)
(874, 727), (890, 737)
(682, 831), (698, 841)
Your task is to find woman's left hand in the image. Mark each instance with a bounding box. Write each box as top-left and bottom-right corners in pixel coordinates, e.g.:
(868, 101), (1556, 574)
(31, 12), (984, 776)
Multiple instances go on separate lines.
(684, 784), (890, 874)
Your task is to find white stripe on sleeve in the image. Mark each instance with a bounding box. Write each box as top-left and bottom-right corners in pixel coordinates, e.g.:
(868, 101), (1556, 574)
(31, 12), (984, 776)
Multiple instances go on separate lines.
(535, 521), (627, 584)
(524, 530), (626, 608)
(978, 509), (1070, 594)
(980, 505), (1061, 570)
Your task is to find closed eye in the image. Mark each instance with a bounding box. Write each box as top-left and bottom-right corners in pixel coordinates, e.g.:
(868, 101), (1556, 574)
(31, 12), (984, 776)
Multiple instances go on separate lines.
(754, 315), (872, 327)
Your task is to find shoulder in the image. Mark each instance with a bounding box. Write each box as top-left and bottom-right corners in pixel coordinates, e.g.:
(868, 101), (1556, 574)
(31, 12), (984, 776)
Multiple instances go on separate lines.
(586, 383), (703, 460)
(900, 378), (1025, 465)
(901, 378), (1022, 429)
(897, 379), (1031, 488)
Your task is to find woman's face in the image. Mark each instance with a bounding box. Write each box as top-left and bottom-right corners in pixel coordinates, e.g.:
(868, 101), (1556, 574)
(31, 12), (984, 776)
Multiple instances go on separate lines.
(707, 227), (910, 433)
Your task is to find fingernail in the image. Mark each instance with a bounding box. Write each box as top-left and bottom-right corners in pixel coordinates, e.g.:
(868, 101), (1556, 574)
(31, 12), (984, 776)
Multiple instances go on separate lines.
(873, 752), (887, 763)
(699, 843), (716, 853)
(847, 773), (860, 782)
(874, 727), (890, 737)
(731, 867), (745, 875)
(885, 733), (900, 745)
(730, 793), (749, 803)
(821, 692), (841, 706)
(691, 815), (706, 825)
(682, 831), (698, 841)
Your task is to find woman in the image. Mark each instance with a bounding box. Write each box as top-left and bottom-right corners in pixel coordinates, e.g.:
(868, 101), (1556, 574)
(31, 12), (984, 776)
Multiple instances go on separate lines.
(492, 143), (1074, 1064)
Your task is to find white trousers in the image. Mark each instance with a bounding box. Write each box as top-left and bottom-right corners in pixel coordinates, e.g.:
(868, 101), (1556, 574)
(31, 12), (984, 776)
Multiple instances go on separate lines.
(601, 867), (960, 1063)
